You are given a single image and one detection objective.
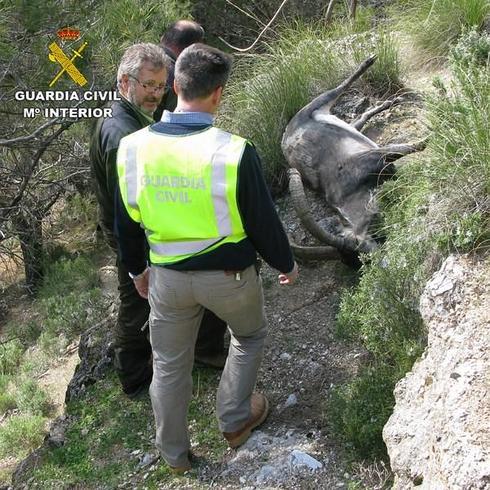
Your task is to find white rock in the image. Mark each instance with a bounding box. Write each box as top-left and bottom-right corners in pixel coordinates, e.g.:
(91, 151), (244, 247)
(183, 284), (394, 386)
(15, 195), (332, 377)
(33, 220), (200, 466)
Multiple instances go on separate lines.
(290, 450), (323, 470)
(384, 255), (490, 490)
(280, 352), (292, 361)
(228, 448), (255, 465)
(139, 453), (155, 467)
(284, 393), (298, 407)
(255, 465), (278, 484)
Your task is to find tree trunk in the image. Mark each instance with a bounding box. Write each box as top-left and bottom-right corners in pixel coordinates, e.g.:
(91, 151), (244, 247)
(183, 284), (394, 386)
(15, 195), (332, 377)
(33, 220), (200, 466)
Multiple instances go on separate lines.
(13, 211), (44, 293)
(325, 0), (336, 24)
(350, 0), (357, 19)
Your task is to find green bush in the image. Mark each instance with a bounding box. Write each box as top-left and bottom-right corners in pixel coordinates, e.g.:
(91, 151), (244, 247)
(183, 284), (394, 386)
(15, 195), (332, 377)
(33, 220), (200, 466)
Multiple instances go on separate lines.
(37, 330), (69, 359)
(397, 0), (490, 58)
(0, 414), (47, 459)
(451, 28), (490, 66)
(330, 56), (489, 459)
(15, 379), (52, 417)
(40, 288), (105, 341)
(0, 376), (16, 414)
(0, 392), (16, 415)
(4, 319), (42, 345)
(328, 5), (376, 35)
(220, 21), (346, 189)
(350, 29), (402, 95)
(39, 256), (98, 299)
(61, 193), (98, 227)
(329, 363), (397, 458)
(0, 339), (24, 376)
(19, 348), (52, 378)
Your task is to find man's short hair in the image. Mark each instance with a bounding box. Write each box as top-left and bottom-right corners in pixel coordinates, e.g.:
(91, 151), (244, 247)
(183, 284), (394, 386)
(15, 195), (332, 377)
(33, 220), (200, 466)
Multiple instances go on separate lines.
(117, 43), (168, 83)
(175, 44), (232, 100)
(160, 20), (204, 51)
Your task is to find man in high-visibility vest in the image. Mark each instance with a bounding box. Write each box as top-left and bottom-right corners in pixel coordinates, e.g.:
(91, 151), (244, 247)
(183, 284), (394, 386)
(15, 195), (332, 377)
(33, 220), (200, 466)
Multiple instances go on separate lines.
(115, 43), (298, 473)
(90, 42), (228, 400)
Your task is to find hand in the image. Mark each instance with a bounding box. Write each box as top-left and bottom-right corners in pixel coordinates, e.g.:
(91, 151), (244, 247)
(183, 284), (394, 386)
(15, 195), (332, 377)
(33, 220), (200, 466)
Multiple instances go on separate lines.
(133, 268), (150, 299)
(278, 261), (299, 285)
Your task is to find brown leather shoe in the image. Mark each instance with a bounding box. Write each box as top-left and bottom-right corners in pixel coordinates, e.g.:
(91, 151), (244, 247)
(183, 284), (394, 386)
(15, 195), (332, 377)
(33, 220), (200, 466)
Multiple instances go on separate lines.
(169, 461), (191, 475)
(168, 451), (192, 475)
(223, 393), (269, 448)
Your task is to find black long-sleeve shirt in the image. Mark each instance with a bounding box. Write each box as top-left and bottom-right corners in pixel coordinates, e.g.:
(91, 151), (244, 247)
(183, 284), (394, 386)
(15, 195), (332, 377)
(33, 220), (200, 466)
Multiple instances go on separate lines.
(114, 121), (294, 276)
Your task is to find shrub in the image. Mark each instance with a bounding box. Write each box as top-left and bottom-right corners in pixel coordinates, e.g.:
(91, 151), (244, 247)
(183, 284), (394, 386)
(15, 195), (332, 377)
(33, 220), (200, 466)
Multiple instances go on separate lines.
(350, 29), (402, 95)
(0, 375), (16, 414)
(451, 28), (490, 66)
(15, 379), (52, 417)
(39, 256), (98, 299)
(330, 56), (489, 459)
(19, 348), (52, 377)
(220, 21), (346, 190)
(329, 363), (397, 458)
(397, 0), (490, 58)
(328, 5), (376, 35)
(0, 339), (24, 376)
(40, 288), (105, 341)
(0, 414), (47, 459)
(0, 392), (16, 415)
(61, 193), (98, 226)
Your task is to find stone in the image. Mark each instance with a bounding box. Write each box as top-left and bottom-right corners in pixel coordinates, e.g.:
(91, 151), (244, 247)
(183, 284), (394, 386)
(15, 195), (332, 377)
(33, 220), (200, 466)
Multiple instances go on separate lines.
(289, 450), (323, 470)
(255, 465), (279, 484)
(284, 393), (298, 407)
(138, 452), (158, 468)
(383, 255), (490, 490)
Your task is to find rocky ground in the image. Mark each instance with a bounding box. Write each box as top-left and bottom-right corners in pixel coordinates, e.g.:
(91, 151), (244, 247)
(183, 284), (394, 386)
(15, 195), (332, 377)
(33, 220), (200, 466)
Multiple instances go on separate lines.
(8, 191), (390, 490)
(6, 84), (429, 489)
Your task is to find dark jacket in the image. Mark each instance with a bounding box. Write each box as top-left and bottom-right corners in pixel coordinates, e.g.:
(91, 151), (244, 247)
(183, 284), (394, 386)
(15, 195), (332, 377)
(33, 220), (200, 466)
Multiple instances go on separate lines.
(153, 47), (177, 121)
(114, 121), (295, 276)
(90, 97), (151, 248)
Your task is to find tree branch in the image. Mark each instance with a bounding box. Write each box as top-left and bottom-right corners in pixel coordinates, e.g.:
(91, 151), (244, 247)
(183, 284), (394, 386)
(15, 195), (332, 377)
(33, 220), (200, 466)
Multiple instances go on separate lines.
(0, 118), (61, 147)
(218, 0), (288, 53)
(325, 0), (337, 24)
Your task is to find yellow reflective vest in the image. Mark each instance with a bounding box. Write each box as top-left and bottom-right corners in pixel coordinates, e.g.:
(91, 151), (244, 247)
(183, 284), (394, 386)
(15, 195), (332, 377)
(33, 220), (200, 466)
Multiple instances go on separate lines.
(117, 126), (248, 265)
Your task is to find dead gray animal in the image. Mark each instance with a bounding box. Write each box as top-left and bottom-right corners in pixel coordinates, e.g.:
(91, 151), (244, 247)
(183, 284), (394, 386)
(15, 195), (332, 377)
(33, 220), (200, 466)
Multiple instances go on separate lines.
(282, 55), (425, 259)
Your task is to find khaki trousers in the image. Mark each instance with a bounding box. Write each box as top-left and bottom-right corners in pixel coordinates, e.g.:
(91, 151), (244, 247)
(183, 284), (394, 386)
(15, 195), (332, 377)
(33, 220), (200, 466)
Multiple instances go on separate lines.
(148, 264), (267, 467)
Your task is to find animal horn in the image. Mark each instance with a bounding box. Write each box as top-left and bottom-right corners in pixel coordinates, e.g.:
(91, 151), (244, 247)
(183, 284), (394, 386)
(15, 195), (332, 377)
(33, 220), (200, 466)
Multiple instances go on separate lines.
(288, 168), (359, 252)
(289, 239), (341, 260)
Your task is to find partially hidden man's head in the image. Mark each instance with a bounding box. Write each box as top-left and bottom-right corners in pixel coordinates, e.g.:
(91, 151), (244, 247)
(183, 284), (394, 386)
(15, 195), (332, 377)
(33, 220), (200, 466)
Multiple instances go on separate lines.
(160, 20), (205, 57)
(174, 43), (232, 106)
(117, 43), (169, 116)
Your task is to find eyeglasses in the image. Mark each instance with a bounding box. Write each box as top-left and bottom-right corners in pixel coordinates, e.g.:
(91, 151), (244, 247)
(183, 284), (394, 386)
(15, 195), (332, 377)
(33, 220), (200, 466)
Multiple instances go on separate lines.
(127, 74), (166, 93)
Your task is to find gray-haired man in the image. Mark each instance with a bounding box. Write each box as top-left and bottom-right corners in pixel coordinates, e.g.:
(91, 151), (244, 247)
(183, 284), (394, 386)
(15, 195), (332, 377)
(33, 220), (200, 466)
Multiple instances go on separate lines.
(90, 43), (228, 398)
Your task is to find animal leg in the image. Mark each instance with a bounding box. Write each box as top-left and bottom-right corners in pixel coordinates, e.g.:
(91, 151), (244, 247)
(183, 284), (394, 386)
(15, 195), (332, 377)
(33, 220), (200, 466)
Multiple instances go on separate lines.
(294, 55), (377, 121)
(351, 97), (403, 131)
(378, 138), (427, 162)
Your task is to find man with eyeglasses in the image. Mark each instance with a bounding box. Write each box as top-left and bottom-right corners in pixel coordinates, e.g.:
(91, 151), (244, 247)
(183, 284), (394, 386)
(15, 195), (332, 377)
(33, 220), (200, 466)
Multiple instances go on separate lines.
(90, 43), (226, 399)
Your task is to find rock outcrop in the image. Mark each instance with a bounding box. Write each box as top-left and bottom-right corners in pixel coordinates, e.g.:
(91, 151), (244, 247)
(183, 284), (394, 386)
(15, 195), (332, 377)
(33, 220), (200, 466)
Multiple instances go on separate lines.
(383, 255), (490, 489)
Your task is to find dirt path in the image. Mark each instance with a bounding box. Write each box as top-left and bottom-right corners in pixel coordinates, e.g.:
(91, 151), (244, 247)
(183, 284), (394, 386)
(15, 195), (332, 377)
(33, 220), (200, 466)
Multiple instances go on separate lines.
(166, 186), (387, 489)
